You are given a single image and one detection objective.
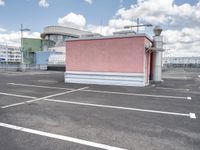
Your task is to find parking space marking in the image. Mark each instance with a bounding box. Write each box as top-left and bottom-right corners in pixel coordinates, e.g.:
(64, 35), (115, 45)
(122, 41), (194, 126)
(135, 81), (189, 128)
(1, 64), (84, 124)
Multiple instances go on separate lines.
(1, 87), (88, 109)
(44, 99), (196, 119)
(0, 122), (127, 150)
(189, 113), (196, 119)
(83, 89), (192, 100)
(0, 91), (196, 119)
(155, 87), (190, 91)
(163, 77), (190, 80)
(0, 92), (36, 99)
(8, 83), (74, 90)
(8, 82), (191, 100)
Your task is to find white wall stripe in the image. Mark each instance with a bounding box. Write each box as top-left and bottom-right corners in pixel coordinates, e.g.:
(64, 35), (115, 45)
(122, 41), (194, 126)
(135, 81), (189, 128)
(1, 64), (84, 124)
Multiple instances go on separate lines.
(0, 122), (127, 150)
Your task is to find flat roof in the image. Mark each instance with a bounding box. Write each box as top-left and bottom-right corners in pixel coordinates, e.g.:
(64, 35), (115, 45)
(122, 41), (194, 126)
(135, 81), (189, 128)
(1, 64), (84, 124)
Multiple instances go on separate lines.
(40, 26), (93, 39)
(65, 33), (153, 42)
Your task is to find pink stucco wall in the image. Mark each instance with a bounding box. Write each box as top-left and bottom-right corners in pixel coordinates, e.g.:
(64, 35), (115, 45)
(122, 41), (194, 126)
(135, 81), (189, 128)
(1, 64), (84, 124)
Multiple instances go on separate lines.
(66, 36), (150, 73)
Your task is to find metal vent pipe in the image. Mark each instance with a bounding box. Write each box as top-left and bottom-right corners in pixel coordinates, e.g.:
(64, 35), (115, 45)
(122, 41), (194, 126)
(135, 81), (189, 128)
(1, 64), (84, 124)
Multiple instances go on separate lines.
(151, 26), (164, 82)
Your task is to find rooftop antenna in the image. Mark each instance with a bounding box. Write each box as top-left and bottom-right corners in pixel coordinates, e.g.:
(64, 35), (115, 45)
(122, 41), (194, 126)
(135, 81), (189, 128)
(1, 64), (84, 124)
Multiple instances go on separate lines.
(124, 18), (153, 33)
(137, 18), (139, 33)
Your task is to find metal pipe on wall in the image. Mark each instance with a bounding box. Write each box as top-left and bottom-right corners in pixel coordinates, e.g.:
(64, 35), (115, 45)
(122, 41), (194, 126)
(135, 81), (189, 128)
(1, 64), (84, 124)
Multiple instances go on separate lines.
(151, 26), (164, 82)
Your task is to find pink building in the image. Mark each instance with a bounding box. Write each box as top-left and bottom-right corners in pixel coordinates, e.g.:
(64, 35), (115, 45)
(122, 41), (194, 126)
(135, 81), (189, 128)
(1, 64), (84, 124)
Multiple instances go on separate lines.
(65, 34), (153, 86)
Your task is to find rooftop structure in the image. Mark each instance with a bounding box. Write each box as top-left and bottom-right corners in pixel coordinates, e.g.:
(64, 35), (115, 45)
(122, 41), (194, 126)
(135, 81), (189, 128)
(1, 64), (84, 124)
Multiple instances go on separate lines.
(65, 34), (153, 86)
(40, 26), (94, 47)
(64, 26), (164, 86)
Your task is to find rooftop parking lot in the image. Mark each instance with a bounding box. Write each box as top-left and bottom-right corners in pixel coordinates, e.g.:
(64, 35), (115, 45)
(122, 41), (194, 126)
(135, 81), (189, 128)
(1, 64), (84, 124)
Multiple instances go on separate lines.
(0, 69), (200, 150)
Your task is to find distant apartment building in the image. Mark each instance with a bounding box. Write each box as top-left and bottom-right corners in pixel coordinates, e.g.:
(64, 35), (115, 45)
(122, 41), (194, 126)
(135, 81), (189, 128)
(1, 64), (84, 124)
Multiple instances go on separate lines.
(0, 45), (21, 63)
(163, 57), (200, 67)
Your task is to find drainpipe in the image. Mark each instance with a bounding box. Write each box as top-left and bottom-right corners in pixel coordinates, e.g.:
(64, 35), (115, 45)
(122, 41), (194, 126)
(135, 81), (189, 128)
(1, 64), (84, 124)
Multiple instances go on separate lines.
(151, 26), (164, 82)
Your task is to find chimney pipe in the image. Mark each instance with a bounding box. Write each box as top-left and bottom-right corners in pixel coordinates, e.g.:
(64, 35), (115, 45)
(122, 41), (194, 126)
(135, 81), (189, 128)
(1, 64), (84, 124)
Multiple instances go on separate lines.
(151, 26), (164, 82)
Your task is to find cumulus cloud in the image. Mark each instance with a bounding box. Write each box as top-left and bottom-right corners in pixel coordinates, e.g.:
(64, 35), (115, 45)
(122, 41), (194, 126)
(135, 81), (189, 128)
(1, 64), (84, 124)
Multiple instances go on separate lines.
(114, 0), (200, 56)
(0, 0), (5, 6)
(84, 0), (93, 4)
(0, 28), (6, 32)
(163, 27), (200, 57)
(86, 18), (138, 36)
(116, 0), (174, 25)
(39, 0), (49, 8)
(58, 12), (86, 29)
(116, 0), (200, 27)
(0, 30), (41, 46)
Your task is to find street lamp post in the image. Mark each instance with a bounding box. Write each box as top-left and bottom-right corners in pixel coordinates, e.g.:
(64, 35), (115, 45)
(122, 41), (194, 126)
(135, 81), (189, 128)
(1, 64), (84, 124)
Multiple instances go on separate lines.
(20, 24), (30, 71)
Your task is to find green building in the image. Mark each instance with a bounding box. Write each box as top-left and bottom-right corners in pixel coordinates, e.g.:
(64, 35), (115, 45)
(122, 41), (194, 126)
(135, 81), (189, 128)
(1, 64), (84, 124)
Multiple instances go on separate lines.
(22, 38), (55, 64)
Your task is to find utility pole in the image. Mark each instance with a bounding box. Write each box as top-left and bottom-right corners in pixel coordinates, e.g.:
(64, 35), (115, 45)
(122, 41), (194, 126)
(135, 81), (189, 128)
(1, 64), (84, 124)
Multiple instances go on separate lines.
(20, 24), (30, 71)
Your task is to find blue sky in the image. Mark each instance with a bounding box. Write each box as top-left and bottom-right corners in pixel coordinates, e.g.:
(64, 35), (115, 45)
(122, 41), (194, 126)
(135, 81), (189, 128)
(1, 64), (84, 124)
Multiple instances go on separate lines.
(0, 0), (133, 32)
(0, 0), (200, 57)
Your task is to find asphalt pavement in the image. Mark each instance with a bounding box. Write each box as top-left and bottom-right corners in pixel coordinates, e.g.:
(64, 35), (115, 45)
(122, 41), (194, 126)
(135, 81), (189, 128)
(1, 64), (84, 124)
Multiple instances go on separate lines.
(0, 69), (200, 150)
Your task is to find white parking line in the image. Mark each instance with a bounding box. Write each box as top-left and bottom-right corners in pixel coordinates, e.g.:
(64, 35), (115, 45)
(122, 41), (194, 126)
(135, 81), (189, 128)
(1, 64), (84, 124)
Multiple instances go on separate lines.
(44, 99), (196, 119)
(156, 87), (190, 91)
(1, 87), (88, 109)
(163, 77), (190, 80)
(0, 122), (127, 150)
(0, 91), (196, 119)
(8, 83), (191, 100)
(8, 83), (74, 90)
(0, 92), (36, 99)
(84, 89), (192, 100)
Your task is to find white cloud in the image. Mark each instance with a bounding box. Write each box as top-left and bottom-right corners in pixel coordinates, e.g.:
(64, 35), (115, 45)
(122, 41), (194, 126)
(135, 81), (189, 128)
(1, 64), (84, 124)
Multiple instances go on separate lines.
(0, 28), (6, 32)
(108, 18), (136, 29)
(86, 25), (114, 36)
(116, 0), (175, 25)
(0, 0), (5, 6)
(86, 18), (138, 36)
(113, 0), (200, 56)
(0, 30), (41, 47)
(116, 0), (200, 27)
(84, 0), (93, 4)
(39, 0), (49, 8)
(58, 12), (86, 29)
(163, 27), (200, 57)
